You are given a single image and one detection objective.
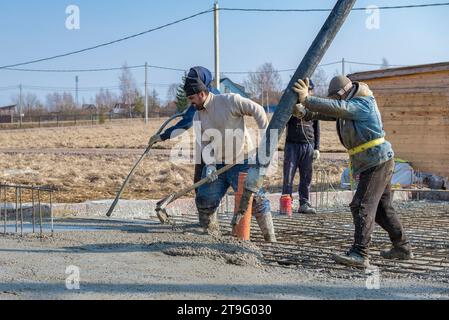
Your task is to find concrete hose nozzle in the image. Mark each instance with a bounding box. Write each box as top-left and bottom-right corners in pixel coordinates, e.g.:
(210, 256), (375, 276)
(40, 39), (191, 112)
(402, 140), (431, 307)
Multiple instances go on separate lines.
(232, 189), (254, 226)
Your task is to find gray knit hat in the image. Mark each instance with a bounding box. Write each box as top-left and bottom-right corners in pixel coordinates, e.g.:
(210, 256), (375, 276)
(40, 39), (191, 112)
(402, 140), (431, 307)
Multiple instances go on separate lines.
(328, 75), (353, 97)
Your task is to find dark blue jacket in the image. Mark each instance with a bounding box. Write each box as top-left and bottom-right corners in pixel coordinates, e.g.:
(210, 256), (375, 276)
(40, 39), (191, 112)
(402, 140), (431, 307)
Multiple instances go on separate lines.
(285, 117), (320, 150)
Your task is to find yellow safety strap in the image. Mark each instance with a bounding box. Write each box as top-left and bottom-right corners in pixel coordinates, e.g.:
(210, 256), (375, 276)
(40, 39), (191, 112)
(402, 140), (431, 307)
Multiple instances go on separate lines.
(348, 137), (386, 189)
(348, 137), (385, 156)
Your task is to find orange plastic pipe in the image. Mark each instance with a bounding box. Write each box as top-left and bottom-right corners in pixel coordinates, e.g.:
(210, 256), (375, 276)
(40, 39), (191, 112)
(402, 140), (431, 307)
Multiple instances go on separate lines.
(232, 172), (253, 240)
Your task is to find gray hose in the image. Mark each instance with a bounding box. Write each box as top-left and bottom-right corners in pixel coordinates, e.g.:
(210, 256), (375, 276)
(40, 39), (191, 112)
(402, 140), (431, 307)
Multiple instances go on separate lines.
(236, 0), (357, 218)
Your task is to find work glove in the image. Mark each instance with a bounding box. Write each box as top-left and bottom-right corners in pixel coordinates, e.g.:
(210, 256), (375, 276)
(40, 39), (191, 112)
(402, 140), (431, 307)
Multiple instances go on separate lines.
(292, 103), (307, 119)
(148, 134), (162, 146)
(313, 150), (320, 162)
(292, 78), (310, 104)
(205, 164), (218, 182)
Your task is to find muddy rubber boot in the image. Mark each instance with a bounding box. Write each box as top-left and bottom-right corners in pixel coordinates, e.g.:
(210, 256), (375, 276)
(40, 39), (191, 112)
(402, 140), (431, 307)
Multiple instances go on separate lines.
(332, 250), (370, 269)
(255, 213), (277, 242)
(198, 211), (221, 237)
(381, 244), (414, 260)
(298, 203), (317, 214)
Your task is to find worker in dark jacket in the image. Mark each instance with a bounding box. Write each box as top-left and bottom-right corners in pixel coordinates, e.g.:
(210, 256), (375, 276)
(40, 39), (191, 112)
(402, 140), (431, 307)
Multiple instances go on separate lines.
(283, 79), (320, 214)
(292, 75), (413, 268)
(148, 67), (220, 191)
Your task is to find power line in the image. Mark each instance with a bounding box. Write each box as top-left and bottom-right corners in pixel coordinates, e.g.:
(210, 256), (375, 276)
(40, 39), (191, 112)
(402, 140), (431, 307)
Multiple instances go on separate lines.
(0, 85), (20, 91)
(1, 2), (444, 71)
(219, 2), (449, 13)
(345, 60), (406, 67)
(223, 61), (342, 75)
(0, 83), (173, 93)
(0, 9), (213, 70)
(0, 58), (411, 91)
(1, 64), (186, 73)
(0, 61), (343, 75)
(2, 65), (144, 73)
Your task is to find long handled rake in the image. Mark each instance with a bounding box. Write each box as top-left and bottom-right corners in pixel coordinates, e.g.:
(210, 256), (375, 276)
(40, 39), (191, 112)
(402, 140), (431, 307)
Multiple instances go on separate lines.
(106, 110), (189, 217)
(155, 164), (236, 224)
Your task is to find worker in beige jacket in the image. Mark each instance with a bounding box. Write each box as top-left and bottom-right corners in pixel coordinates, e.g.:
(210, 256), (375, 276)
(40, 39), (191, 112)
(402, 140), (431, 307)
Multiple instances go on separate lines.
(185, 66), (276, 241)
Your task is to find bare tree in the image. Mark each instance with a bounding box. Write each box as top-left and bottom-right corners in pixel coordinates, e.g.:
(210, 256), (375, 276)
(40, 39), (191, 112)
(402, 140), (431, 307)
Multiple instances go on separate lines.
(118, 62), (139, 115)
(46, 92), (76, 113)
(311, 67), (329, 97)
(244, 62), (283, 106)
(166, 83), (179, 102)
(96, 88), (118, 111)
(10, 92), (43, 115)
(149, 89), (160, 111)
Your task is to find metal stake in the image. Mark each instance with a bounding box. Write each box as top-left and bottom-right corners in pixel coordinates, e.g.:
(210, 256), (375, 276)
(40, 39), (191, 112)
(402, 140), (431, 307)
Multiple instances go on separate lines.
(32, 188), (35, 234)
(15, 187), (18, 233)
(50, 191), (54, 235)
(38, 189), (43, 238)
(20, 187), (23, 237)
(1, 187), (5, 234)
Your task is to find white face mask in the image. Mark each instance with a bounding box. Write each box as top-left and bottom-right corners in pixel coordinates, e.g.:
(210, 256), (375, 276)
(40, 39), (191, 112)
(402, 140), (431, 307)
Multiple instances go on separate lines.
(336, 81), (353, 96)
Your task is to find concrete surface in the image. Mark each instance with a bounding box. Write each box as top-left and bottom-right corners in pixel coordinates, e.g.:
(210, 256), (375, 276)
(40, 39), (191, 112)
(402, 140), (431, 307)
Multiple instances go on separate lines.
(0, 218), (448, 300)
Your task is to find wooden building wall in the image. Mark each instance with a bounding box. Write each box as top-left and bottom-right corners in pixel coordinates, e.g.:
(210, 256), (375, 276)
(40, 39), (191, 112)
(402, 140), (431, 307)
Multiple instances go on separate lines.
(356, 70), (449, 177)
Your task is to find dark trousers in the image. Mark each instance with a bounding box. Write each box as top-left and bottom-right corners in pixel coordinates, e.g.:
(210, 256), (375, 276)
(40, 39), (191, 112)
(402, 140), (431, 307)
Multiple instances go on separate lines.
(282, 142), (314, 205)
(194, 163), (205, 195)
(350, 159), (408, 257)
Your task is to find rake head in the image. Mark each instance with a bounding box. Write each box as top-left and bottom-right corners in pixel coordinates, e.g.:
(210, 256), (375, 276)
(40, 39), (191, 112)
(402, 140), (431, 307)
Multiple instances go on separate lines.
(155, 193), (175, 224)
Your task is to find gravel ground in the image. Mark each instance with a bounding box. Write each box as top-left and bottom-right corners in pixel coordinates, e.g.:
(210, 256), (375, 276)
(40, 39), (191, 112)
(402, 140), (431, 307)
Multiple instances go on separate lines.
(0, 217), (448, 300)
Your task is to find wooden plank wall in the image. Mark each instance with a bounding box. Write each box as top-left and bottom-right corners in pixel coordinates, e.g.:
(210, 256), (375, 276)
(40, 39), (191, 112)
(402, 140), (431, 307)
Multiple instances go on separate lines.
(362, 71), (449, 177)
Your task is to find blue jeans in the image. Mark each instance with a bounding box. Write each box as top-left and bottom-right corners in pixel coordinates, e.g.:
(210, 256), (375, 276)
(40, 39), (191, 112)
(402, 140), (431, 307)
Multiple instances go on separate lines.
(195, 163), (271, 218)
(282, 142), (314, 205)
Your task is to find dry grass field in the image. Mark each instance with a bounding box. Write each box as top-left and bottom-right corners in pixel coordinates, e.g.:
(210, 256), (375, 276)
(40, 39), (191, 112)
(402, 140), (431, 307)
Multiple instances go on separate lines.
(0, 118), (346, 203)
(0, 118), (345, 152)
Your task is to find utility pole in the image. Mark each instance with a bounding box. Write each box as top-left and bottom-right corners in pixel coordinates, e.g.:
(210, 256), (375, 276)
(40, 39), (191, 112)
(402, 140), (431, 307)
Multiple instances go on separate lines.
(19, 84), (23, 127)
(145, 62), (148, 124)
(75, 75), (79, 106)
(342, 58), (345, 76)
(214, 0), (220, 90)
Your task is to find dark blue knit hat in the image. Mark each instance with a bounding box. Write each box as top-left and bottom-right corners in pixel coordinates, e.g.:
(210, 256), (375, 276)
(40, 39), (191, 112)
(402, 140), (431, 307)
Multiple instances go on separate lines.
(184, 66), (213, 96)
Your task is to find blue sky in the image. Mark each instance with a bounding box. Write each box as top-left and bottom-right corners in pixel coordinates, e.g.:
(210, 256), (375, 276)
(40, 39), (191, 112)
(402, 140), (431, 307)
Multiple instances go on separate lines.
(1, 0), (448, 106)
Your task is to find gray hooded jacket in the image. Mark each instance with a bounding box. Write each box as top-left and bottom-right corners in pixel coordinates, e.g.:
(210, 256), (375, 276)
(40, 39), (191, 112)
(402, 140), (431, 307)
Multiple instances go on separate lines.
(304, 82), (394, 175)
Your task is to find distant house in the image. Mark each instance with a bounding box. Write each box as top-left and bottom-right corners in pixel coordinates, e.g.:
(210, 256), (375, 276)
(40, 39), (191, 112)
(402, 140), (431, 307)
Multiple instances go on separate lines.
(110, 103), (136, 116)
(219, 78), (278, 111)
(0, 104), (16, 123)
(81, 104), (97, 112)
(220, 78), (249, 98)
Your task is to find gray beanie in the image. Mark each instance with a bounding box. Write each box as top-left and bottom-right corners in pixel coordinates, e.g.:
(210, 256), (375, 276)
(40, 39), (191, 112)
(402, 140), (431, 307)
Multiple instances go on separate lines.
(328, 75), (353, 97)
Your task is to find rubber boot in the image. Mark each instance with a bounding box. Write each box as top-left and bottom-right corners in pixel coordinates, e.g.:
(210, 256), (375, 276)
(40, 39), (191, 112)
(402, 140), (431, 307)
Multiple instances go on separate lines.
(198, 210), (221, 236)
(255, 213), (277, 242)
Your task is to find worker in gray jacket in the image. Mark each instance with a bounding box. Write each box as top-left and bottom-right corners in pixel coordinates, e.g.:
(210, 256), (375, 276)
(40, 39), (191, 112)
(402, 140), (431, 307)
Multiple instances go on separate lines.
(292, 75), (413, 268)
